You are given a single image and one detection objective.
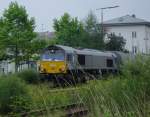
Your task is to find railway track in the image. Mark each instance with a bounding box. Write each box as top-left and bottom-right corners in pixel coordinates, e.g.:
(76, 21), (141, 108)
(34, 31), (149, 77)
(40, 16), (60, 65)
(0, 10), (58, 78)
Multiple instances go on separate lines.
(65, 103), (88, 117)
(16, 103), (88, 117)
(48, 87), (80, 93)
(12, 86), (89, 116)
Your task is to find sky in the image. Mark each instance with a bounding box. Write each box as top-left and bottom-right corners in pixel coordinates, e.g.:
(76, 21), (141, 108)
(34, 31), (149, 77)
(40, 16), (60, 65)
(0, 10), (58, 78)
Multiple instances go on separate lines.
(0, 0), (150, 32)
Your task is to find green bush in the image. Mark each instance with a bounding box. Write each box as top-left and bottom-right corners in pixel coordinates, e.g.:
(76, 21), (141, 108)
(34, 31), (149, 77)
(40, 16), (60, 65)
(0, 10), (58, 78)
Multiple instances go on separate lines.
(121, 55), (150, 79)
(17, 69), (40, 84)
(0, 76), (31, 114)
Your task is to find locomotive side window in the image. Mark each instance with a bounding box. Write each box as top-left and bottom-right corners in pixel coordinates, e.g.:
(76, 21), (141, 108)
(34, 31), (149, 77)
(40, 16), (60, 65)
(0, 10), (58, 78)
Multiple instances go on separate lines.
(78, 54), (85, 65)
(107, 59), (113, 67)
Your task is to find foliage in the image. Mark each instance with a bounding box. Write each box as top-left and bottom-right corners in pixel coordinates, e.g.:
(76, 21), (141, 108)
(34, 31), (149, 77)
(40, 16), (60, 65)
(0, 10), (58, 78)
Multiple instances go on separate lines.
(0, 76), (31, 114)
(23, 39), (47, 61)
(80, 78), (147, 117)
(28, 84), (80, 116)
(79, 56), (150, 117)
(82, 11), (104, 49)
(53, 11), (105, 50)
(0, 1), (36, 71)
(9, 96), (31, 115)
(17, 69), (40, 84)
(105, 34), (126, 51)
(53, 13), (84, 47)
(0, 56), (149, 116)
(47, 38), (58, 46)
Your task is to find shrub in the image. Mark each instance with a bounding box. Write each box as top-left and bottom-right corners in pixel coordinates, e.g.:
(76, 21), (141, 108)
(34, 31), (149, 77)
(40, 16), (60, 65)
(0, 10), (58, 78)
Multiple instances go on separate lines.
(121, 55), (150, 79)
(0, 76), (31, 114)
(17, 69), (40, 84)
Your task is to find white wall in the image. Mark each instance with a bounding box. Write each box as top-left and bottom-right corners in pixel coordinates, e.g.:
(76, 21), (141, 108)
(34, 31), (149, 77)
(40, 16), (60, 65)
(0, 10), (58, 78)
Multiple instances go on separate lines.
(8, 62), (15, 73)
(0, 61), (37, 74)
(145, 26), (150, 53)
(105, 25), (150, 54)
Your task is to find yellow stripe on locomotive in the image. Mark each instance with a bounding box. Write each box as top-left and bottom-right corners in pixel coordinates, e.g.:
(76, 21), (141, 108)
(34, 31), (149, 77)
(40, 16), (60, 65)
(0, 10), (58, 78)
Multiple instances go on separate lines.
(39, 61), (67, 74)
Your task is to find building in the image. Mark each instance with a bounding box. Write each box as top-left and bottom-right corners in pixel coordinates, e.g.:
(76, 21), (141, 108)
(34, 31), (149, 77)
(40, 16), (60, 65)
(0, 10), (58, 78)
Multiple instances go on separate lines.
(103, 15), (150, 54)
(37, 31), (55, 40)
(0, 60), (37, 74)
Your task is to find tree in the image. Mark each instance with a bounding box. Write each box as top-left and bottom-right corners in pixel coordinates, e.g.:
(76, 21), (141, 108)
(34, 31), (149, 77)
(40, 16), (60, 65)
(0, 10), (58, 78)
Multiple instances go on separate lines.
(105, 34), (126, 51)
(82, 11), (104, 50)
(84, 11), (97, 33)
(0, 2), (36, 72)
(23, 39), (47, 68)
(53, 13), (84, 47)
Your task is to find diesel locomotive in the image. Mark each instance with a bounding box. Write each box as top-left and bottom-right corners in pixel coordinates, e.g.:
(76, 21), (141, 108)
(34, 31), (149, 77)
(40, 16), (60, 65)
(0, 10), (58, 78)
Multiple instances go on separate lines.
(38, 45), (134, 83)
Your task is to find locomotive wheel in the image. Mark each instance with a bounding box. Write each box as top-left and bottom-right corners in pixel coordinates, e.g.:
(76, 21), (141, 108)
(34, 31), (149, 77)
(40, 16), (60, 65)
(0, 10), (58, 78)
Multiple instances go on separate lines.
(76, 73), (86, 83)
(67, 74), (76, 86)
(39, 74), (50, 82)
(52, 75), (63, 87)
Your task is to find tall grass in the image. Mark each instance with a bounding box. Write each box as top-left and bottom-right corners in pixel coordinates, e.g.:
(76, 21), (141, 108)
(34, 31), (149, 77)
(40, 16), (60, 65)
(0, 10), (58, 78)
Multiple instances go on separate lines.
(1, 56), (150, 117)
(27, 84), (81, 116)
(78, 56), (150, 117)
(16, 56), (150, 117)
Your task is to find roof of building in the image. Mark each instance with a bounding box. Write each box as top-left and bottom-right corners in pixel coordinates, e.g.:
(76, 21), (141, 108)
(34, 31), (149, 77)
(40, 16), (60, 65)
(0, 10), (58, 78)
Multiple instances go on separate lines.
(103, 15), (150, 27)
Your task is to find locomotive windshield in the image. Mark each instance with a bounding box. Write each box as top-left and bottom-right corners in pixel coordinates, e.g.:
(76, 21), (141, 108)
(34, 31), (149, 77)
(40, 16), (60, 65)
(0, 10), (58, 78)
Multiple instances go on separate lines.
(41, 50), (65, 61)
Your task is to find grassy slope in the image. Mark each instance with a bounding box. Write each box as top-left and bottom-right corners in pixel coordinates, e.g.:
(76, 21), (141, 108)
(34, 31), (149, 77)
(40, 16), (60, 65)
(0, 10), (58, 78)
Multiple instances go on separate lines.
(1, 56), (150, 117)
(27, 57), (150, 117)
(27, 78), (150, 117)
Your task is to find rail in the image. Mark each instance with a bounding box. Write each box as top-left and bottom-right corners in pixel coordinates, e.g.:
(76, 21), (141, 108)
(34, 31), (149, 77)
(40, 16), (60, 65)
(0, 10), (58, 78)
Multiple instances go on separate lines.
(14, 103), (88, 117)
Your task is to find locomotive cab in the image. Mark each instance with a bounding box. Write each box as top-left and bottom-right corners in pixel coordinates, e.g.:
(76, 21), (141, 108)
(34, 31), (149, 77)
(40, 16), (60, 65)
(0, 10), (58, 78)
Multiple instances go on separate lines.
(39, 46), (67, 74)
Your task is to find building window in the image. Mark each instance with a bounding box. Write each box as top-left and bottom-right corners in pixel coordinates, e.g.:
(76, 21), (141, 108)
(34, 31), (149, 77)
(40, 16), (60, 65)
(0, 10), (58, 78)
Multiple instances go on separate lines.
(132, 32), (137, 38)
(132, 46), (137, 54)
(119, 33), (121, 36)
(78, 54), (85, 65)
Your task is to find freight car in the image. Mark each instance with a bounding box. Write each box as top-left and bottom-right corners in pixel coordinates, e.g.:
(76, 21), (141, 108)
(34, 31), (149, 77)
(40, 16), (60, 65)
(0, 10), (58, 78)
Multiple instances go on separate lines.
(38, 45), (134, 83)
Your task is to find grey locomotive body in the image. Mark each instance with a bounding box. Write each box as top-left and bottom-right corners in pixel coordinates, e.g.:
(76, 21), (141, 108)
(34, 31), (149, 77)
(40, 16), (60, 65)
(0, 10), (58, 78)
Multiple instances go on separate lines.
(66, 47), (118, 75)
(39, 45), (134, 78)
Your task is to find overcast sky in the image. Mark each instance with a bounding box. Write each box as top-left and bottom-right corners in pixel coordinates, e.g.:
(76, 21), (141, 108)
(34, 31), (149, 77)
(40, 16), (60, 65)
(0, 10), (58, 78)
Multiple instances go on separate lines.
(0, 0), (150, 32)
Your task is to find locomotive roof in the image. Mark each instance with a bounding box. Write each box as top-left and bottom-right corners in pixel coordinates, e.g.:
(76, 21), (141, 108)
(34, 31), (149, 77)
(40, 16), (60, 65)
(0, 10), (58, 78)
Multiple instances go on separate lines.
(56, 45), (76, 53)
(55, 45), (116, 57)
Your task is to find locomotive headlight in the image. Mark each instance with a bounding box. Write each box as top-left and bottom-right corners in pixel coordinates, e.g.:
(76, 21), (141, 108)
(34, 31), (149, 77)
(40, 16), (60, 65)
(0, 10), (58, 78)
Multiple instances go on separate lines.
(59, 65), (65, 72)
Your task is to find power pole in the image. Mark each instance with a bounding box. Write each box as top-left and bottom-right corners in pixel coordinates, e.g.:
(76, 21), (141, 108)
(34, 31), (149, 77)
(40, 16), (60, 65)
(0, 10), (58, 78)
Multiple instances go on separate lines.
(96, 6), (119, 39)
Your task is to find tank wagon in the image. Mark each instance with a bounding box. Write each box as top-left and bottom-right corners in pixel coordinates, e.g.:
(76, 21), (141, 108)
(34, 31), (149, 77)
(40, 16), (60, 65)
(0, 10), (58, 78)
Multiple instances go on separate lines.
(38, 45), (134, 83)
